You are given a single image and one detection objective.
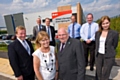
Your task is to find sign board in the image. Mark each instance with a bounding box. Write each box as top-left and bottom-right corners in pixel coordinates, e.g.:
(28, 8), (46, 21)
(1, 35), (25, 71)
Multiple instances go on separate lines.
(52, 10), (72, 30)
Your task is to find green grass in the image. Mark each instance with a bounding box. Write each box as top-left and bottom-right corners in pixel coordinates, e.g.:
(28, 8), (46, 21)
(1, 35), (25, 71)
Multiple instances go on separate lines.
(0, 30), (7, 34)
(0, 44), (8, 52)
(0, 40), (120, 58)
(0, 43), (35, 52)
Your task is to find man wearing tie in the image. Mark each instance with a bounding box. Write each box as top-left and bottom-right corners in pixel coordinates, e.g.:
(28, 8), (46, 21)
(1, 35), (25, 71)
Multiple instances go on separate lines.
(80, 13), (99, 71)
(33, 18), (45, 39)
(44, 18), (55, 46)
(57, 28), (85, 80)
(8, 26), (35, 80)
(68, 15), (81, 39)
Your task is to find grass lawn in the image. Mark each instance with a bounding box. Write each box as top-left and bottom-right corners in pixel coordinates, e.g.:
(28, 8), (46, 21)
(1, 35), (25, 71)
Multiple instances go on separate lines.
(0, 44), (8, 52)
(0, 39), (120, 58)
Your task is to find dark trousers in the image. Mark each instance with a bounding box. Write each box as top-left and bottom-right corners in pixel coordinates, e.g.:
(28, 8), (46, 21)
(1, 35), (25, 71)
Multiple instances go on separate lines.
(95, 53), (115, 80)
(75, 37), (81, 40)
(23, 73), (35, 80)
(82, 41), (95, 67)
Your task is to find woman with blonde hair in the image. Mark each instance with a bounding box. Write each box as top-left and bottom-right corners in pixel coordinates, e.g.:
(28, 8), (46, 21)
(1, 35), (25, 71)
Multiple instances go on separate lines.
(95, 16), (119, 80)
(32, 31), (58, 80)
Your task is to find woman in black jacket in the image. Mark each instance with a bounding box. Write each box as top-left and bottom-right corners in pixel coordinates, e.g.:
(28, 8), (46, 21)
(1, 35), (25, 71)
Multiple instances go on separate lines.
(95, 16), (119, 80)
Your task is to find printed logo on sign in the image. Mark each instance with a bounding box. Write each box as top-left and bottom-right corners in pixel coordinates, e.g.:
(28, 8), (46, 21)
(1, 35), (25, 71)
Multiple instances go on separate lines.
(52, 10), (72, 30)
(52, 13), (58, 16)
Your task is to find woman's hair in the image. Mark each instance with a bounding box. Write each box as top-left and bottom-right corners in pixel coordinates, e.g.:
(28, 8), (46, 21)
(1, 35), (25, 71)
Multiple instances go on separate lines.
(35, 31), (49, 49)
(98, 16), (110, 32)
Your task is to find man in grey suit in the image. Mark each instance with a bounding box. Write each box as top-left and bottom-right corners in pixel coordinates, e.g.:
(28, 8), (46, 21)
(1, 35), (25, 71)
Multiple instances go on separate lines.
(33, 18), (45, 39)
(57, 28), (85, 80)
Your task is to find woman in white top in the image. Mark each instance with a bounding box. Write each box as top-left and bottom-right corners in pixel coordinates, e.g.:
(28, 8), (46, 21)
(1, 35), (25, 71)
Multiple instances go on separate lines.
(95, 16), (119, 80)
(32, 31), (58, 80)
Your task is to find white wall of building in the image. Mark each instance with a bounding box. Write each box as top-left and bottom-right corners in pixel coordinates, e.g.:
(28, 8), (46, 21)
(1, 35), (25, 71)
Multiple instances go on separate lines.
(23, 6), (77, 35)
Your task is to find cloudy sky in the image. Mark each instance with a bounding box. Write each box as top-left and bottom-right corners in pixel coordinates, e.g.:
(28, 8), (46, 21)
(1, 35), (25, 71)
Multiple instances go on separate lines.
(0, 0), (120, 27)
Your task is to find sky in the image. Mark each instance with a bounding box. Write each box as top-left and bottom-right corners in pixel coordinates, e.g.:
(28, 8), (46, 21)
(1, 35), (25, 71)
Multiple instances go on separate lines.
(0, 0), (120, 27)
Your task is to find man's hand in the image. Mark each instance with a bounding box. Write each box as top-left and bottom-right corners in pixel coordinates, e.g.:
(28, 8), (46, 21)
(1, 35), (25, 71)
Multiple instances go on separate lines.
(86, 40), (91, 44)
(17, 75), (23, 80)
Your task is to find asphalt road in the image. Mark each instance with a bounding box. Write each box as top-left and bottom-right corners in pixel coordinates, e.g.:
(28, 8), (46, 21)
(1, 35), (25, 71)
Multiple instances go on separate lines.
(0, 75), (13, 80)
(1, 51), (120, 66)
(0, 51), (8, 59)
(0, 51), (119, 80)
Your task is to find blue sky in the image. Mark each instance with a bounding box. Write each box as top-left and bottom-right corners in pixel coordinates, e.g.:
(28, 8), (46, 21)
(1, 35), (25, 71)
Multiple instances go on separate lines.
(0, 0), (120, 26)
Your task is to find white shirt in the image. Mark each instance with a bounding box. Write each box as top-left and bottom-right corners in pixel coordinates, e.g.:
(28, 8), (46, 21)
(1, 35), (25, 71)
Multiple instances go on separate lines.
(80, 22), (99, 41)
(46, 26), (52, 41)
(17, 38), (30, 55)
(32, 46), (56, 80)
(98, 36), (106, 54)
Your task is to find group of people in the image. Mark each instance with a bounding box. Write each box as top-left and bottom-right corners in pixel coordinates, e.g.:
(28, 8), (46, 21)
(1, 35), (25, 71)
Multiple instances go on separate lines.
(8, 13), (119, 80)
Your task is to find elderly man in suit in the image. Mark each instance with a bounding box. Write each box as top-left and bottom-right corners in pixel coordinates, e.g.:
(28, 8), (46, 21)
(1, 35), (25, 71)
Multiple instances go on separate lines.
(33, 18), (45, 39)
(44, 18), (56, 46)
(57, 28), (85, 80)
(8, 26), (35, 80)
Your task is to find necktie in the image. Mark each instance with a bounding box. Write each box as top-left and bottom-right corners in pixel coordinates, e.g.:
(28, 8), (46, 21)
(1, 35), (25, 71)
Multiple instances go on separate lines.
(39, 25), (41, 31)
(72, 23), (75, 38)
(60, 43), (65, 52)
(23, 40), (30, 55)
(47, 27), (52, 41)
(48, 27), (50, 35)
(48, 27), (51, 39)
(88, 24), (91, 39)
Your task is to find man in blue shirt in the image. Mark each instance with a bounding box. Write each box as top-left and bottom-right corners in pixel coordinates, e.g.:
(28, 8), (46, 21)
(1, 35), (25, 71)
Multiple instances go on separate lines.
(68, 15), (81, 39)
(80, 13), (99, 71)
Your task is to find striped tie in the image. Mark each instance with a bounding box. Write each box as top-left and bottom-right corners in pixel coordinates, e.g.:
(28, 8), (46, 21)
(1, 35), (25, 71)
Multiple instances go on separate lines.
(23, 40), (30, 55)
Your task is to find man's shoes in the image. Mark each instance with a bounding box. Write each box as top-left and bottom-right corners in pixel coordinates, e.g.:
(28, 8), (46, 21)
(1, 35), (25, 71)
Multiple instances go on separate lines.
(90, 67), (94, 71)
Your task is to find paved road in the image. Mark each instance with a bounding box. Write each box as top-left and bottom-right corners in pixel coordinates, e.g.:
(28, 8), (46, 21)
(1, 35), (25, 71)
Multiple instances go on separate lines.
(0, 51), (8, 59)
(0, 75), (13, 80)
(0, 52), (120, 66)
(0, 51), (119, 80)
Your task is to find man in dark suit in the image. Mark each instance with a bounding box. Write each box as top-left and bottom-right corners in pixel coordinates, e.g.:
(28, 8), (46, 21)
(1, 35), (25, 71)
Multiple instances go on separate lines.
(8, 26), (35, 80)
(44, 18), (56, 46)
(57, 28), (85, 80)
(33, 18), (46, 39)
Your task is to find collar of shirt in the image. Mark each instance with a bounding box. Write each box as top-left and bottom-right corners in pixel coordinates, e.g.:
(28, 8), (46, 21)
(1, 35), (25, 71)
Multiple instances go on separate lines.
(17, 37), (24, 44)
(72, 22), (76, 25)
(60, 42), (66, 50)
(87, 22), (93, 25)
(46, 26), (50, 30)
(17, 37), (28, 46)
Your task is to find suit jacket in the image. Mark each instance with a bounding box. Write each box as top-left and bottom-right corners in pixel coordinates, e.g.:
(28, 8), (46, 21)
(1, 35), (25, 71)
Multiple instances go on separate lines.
(44, 26), (56, 46)
(95, 30), (119, 58)
(8, 39), (34, 77)
(33, 25), (46, 38)
(57, 37), (85, 80)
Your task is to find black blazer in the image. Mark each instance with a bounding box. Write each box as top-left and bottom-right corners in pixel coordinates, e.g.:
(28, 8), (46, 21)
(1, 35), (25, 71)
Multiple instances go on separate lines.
(8, 39), (34, 77)
(95, 30), (119, 57)
(57, 37), (85, 80)
(43, 26), (56, 46)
